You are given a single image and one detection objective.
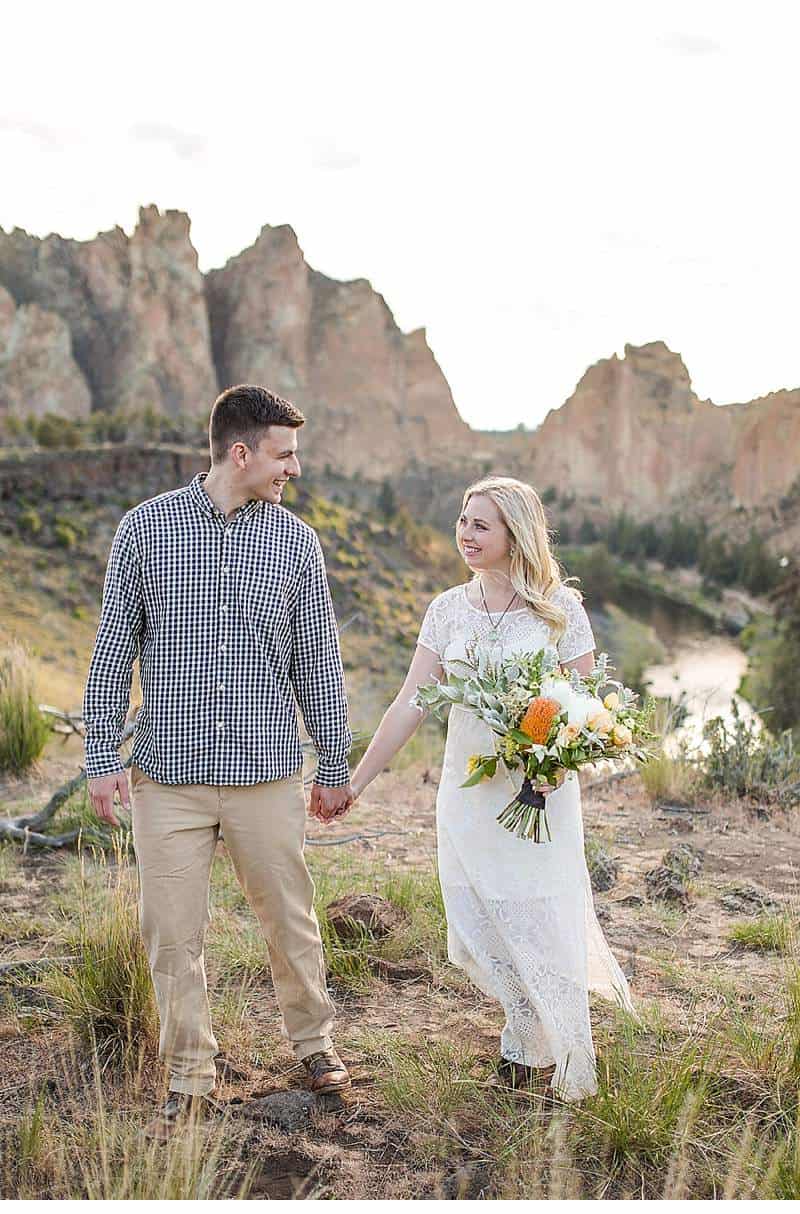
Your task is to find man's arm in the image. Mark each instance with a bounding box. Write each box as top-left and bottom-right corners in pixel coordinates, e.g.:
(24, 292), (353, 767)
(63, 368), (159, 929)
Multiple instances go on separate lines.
(289, 533), (352, 789)
(82, 510), (144, 780)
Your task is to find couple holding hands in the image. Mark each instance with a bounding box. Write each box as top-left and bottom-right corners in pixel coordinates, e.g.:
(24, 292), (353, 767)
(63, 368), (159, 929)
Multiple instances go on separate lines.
(84, 384), (634, 1141)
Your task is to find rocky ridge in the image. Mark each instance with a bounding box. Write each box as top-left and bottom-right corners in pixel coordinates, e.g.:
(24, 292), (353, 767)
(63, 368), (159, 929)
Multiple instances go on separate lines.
(0, 209), (798, 547)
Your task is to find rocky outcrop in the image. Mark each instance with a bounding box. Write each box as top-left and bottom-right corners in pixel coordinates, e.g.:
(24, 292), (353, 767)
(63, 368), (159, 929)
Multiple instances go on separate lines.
(730, 388), (800, 509)
(0, 286), (90, 427)
(506, 341), (738, 504)
(205, 224), (474, 475)
(501, 340), (799, 520)
(0, 206), (217, 420)
(0, 208), (797, 545)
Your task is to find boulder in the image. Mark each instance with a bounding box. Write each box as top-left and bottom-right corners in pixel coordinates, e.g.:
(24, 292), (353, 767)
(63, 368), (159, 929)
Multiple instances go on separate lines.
(325, 893), (407, 941)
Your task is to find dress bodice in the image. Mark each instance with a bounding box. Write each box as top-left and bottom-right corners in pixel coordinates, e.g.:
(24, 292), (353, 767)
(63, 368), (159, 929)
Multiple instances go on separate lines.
(416, 581), (597, 670)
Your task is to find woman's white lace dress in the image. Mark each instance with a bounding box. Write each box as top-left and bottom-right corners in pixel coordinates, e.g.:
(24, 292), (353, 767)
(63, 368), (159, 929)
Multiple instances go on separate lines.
(416, 582), (636, 1101)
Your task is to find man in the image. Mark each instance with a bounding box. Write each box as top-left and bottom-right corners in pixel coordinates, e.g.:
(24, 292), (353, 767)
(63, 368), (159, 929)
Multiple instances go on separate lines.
(83, 384), (355, 1141)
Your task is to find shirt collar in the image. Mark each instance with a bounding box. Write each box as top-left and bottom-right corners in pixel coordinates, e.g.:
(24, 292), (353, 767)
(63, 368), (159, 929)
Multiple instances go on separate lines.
(188, 471), (263, 521)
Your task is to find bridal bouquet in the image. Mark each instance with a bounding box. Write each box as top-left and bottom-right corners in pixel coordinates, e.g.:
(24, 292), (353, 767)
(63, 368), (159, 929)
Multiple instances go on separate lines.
(412, 642), (657, 842)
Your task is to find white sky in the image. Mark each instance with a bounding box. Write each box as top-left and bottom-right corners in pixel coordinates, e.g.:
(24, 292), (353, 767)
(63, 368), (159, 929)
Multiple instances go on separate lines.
(1, 0), (798, 430)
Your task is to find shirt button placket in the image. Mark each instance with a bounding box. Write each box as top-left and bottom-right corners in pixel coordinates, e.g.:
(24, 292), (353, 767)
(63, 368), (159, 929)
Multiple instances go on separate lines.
(217, 514), (231, 745)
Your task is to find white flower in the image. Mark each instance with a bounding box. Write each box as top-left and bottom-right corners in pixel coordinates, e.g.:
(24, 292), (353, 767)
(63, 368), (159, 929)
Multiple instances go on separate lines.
(540, 675), (603, 728)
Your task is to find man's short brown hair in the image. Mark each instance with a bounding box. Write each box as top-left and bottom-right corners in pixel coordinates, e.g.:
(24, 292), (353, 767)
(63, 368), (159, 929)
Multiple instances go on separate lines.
(209, 385), (306, 465)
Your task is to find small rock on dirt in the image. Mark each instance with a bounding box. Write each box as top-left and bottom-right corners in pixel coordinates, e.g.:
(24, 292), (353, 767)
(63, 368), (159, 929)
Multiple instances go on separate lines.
(326, 893), (407, 941)
(645, 865), (690, 906)
(717, 883), (781, 916)
(366, 955), (431, 983)
(615, 893), (645, 907)
(238, 1090), (316, 1131)
(587, 845), (619, 893)
(663, 842), (704, 878)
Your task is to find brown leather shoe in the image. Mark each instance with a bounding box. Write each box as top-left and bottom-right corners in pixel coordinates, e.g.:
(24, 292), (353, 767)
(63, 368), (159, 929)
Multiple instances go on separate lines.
(300, 1048), (351, 1095)
(143, 1092), (221, 1143)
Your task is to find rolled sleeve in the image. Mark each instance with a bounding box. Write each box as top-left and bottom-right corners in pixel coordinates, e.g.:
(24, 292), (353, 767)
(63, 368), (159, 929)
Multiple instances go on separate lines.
(82, 512), (144, 780)
(289, 535), (352, 787)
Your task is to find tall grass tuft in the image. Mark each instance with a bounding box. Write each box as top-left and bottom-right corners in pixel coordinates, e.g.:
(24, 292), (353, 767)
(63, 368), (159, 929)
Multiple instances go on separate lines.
(43, 836), (158, 1071)
(3, 1052), (257, 1200)
(727, 915), (795, 954)
(569, 1017), (714, 1181)
(0, 639), (51, 774)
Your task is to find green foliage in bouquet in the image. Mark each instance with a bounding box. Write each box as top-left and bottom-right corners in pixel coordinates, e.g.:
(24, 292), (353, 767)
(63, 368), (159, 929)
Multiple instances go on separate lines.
(412, 640), (658, 841)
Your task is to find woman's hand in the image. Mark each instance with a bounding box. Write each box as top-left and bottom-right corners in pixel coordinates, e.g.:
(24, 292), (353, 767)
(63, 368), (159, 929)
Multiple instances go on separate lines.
(532, 770), (566, 796)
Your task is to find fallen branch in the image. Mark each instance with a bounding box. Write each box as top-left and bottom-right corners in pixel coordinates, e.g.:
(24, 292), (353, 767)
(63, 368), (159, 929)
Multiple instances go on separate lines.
(0, 956), (78, 978)
(0, 821), (83, 849)
(305, 829), (412, 848)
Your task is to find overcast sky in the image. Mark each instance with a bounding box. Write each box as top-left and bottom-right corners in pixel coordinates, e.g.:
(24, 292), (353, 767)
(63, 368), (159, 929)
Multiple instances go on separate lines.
(1, 1), (798, 430)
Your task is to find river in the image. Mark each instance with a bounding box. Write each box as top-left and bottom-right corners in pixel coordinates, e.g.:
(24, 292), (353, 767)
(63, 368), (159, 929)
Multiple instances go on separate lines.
(634, 593), (761, 754)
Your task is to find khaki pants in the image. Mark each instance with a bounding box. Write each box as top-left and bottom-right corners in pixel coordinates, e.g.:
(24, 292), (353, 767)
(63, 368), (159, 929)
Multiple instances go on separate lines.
(130, 763), (335, 1096)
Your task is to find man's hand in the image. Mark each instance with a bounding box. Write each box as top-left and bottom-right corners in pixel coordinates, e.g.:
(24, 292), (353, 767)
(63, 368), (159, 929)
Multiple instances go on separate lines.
(87, 771), (130, 829)
(309, 782), (356, 824)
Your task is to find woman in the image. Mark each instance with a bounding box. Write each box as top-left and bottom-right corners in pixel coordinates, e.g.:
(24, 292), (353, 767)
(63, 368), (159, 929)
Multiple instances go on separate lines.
(349, 476), (636, 1101)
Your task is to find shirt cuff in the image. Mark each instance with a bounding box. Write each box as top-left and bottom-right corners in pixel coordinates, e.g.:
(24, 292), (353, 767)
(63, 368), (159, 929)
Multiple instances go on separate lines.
(84, 753), (126, 780)
(313, 756), (351, 787)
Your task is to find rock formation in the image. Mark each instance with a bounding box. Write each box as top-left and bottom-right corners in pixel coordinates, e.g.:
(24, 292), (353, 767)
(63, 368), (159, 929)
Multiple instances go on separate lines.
(205, 223), (473, 475)
(0, 209), (797, 548)
(500, 341), (798, 517)
(0, 285), (91, 424)
(0, 206), (217, 422)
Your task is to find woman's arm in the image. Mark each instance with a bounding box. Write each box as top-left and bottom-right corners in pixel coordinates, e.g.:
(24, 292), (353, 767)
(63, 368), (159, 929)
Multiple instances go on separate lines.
(351, 644), (444, 798)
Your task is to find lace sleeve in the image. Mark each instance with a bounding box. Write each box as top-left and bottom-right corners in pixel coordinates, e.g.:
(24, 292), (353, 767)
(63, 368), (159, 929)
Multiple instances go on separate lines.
(556, 587), (596, 664)
(416, 596), (442, 657)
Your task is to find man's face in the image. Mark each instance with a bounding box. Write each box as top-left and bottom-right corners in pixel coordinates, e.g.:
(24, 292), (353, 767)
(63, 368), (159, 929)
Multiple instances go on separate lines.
(243, 425), (302, 505)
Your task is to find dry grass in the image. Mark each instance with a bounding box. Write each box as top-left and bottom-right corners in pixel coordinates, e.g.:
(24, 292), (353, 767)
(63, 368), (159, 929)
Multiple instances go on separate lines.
(0, 639), (51, 775)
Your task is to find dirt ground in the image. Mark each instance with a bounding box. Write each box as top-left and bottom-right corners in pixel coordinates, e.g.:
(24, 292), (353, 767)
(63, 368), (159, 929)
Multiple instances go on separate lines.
(2, 740), (800, 1198)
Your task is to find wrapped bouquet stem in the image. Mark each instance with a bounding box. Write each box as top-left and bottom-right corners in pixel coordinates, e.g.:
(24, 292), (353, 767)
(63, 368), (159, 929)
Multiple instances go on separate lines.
(413, 643), (658, 842)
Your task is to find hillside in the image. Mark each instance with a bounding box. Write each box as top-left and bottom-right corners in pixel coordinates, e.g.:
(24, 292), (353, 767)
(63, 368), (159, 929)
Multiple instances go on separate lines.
(0, 465), (465, 736)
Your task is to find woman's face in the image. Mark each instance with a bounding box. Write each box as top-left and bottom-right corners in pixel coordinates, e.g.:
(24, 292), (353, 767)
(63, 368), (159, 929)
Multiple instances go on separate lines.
(456, 494), (512, 571)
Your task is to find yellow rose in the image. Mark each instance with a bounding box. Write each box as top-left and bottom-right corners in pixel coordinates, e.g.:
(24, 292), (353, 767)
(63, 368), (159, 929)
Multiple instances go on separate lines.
(603, 692), (620, 711)
(611, 724), (632, 747)
(587, 708), (613, 735)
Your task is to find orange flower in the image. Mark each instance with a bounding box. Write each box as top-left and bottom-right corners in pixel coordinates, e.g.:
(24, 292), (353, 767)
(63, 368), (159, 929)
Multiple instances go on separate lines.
(519, 696), (561, 744)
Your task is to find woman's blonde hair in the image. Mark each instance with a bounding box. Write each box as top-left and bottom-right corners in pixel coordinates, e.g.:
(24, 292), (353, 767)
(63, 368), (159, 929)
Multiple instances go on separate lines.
(459, 475), (582, 645)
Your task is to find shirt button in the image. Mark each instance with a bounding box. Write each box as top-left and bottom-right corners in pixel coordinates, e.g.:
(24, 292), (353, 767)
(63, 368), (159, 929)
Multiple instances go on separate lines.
(219, 643), (226, 652)
(217, 721), (225, 730)
(221, 566), (229, 573)
(221, 605), (228, 613)
(217, 683), (225, 692)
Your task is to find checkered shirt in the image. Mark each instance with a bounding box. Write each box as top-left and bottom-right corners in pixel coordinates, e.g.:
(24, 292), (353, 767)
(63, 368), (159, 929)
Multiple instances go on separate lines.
(82, 471), (352, 786)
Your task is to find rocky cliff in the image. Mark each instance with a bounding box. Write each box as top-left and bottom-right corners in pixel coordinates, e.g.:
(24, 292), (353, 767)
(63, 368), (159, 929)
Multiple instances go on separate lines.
(495, 341), (798, 521)
(0, 285), (91, 424)
(0, 206), (217, 420)
(0, 210), (797, 548)
(205, 223), (473, 475)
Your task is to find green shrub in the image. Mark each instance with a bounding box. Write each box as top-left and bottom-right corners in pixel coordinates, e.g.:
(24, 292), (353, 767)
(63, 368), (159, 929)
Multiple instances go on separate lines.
(18, 507), (43, 536)
(701, 699), (800, 806)
(54, 522), (77, 548)
(34, 413), (82, 449)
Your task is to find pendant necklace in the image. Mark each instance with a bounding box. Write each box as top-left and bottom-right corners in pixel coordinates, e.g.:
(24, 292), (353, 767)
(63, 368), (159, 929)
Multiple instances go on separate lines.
(479, 579), (519, 643)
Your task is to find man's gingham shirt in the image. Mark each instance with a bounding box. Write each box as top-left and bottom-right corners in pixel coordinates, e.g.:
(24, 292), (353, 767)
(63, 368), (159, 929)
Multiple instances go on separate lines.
(82, 471), (352, 786)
